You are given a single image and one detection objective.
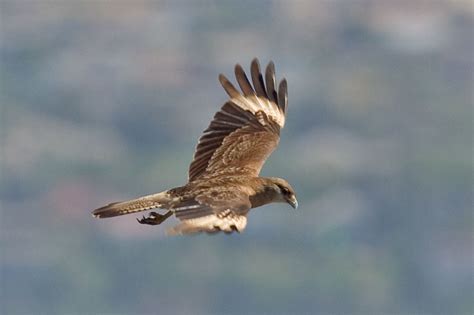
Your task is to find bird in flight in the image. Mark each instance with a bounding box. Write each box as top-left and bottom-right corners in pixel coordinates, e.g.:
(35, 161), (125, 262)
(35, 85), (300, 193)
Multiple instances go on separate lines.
(92, 58), (297, 235)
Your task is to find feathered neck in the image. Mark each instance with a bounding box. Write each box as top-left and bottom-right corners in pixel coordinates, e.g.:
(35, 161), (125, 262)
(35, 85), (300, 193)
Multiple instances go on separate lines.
(248, 178), (281, 208)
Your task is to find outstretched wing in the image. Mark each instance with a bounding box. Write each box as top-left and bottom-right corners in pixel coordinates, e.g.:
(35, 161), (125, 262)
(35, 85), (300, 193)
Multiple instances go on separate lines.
(168, 187), (251, 235)
(188, 58), (288, 182)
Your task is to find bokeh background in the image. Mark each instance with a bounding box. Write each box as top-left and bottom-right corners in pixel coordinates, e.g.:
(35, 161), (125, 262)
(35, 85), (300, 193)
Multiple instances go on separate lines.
(1, 1), (472, 314)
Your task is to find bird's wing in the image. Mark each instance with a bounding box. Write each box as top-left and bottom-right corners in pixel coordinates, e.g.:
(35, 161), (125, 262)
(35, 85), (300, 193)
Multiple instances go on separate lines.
(188, 58), (288, 181)
(168, 187), (251, 235)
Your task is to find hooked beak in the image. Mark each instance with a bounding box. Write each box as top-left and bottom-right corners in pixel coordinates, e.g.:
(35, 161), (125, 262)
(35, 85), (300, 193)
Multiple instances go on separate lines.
(287, 195), (298, 210)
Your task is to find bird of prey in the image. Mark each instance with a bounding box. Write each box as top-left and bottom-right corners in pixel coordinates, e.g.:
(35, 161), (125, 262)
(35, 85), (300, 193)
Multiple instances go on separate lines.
(92, 58), (297, 235)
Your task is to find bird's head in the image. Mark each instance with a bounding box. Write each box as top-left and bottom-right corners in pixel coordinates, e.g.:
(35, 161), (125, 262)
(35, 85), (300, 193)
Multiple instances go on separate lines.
(267, 177), (298, 210)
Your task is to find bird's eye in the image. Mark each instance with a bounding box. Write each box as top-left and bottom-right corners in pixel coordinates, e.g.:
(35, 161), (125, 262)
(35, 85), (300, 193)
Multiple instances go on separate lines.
(281, 187), (289, 194)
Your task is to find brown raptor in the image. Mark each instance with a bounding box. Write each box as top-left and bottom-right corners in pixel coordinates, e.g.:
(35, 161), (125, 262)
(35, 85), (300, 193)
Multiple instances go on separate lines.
(92, 59), (297, 235)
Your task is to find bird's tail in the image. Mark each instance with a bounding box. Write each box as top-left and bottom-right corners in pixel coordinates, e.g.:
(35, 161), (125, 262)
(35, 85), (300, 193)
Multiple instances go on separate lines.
(92, 191), (171, 218)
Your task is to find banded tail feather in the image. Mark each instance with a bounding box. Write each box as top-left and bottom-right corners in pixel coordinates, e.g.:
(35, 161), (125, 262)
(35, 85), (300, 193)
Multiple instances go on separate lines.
(92, 191), (171, 218)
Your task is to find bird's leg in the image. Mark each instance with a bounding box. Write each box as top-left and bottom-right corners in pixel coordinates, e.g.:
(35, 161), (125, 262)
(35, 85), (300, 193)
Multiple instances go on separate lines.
(137, 211), (173, 225)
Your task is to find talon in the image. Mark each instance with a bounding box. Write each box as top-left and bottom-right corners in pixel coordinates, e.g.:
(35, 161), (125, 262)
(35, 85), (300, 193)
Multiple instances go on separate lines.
(135, 210), (172, 226)
(137, 215), (149, 224)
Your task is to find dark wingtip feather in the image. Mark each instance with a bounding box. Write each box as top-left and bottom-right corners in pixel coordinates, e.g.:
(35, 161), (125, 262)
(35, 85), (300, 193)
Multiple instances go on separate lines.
(250, 58), (267, 98)
(234, 64), (255, 96)
(278, 78), (288, 113)
(266, 61), (275, 76)
(219, 73), (240, 98)
(218, 73), (228, 86)
(265, 61), (277, 103)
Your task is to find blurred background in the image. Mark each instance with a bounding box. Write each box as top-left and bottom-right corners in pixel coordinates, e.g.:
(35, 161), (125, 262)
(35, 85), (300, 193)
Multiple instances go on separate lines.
(1, 1), (472, 314)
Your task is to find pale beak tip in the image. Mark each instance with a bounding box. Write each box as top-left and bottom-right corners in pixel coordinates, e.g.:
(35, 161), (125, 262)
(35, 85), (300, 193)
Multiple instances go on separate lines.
(289, 197), (298, 210)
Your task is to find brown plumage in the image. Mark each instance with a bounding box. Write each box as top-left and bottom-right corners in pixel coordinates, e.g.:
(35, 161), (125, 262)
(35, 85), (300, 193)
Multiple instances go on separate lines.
(92, 58), (298, 235)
